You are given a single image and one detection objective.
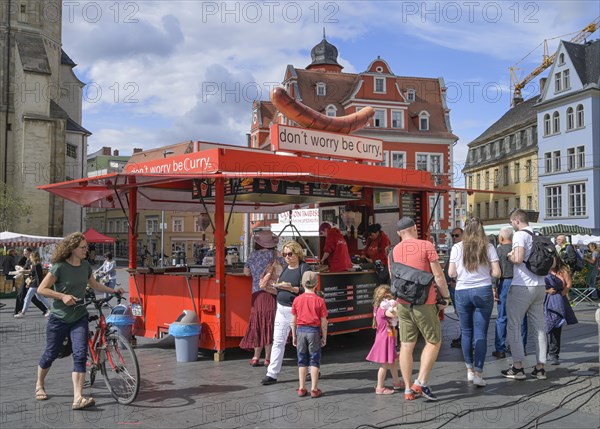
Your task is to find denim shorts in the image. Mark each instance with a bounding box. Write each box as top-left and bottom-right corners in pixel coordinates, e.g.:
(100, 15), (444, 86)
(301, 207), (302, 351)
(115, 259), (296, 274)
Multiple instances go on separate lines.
(296, 326), (322, 368)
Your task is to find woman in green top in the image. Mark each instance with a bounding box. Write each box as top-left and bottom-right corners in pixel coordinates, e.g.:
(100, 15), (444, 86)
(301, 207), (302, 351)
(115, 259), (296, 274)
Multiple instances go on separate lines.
(36, 232), (124, 410)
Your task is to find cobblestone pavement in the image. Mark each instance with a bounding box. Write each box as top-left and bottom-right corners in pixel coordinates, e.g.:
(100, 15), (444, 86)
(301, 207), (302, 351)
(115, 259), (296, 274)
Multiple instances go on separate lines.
(1, 269), (599, 428)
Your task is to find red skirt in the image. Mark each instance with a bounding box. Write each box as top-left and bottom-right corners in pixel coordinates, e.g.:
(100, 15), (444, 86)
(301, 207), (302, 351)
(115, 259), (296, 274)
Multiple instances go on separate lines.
(239, 291), (276, 350)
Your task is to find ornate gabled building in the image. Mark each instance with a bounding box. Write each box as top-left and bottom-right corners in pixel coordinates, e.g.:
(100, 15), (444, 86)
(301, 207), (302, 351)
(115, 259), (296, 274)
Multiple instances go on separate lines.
(463, 96), (539, 224)
(250, 35), (458, 233)
(1, 0), (90, 236)
(536, 39), (599, 234)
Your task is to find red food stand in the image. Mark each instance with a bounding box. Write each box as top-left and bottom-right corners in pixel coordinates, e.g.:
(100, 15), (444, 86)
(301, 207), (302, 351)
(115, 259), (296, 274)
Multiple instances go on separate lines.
(40, 137), (447, 360)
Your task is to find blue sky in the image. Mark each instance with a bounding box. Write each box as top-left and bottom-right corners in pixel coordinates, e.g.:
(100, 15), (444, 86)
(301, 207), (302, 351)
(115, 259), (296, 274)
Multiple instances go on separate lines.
(61, 1), (599, 185)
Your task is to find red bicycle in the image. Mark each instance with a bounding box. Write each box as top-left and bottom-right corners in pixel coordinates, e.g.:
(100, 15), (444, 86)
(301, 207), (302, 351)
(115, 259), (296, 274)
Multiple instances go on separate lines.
(80, 290), (140, 405)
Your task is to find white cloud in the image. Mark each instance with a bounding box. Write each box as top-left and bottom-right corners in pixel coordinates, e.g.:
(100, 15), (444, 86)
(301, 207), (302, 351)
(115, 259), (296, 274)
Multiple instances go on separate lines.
(61, 0), (597, 155)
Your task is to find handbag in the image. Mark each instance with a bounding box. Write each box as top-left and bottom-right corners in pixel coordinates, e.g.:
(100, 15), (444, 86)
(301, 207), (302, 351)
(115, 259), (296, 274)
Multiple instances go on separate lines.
(389, 253), (434, 306)
(57, 336), (73, 359)
(259, 252), (284, 290)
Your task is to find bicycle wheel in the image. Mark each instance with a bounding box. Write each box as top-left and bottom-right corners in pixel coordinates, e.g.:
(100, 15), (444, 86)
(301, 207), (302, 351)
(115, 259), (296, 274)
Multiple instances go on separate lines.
(100, 333), (140, 405)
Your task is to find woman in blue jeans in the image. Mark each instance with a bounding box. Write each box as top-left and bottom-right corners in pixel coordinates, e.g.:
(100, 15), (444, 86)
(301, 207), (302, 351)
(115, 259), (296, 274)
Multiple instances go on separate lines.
(449, 218), (500, 387)
(36, 232), (124, 410)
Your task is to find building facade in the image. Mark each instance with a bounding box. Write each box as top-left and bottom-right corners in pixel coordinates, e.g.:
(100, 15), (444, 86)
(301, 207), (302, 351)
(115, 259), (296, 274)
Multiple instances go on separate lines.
(463, 96), (539, 224)
(536, 40), (599, 234)
(1, 0), (90, 235)
(250, 36), (458, 236)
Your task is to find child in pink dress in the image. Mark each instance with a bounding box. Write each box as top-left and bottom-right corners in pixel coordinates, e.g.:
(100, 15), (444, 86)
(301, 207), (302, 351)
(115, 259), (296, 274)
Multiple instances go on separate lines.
(366, 285), (403, 394)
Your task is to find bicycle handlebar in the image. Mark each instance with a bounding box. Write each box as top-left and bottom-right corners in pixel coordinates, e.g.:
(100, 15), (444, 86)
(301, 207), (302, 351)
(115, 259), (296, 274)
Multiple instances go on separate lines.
(76, 291), (125, 308)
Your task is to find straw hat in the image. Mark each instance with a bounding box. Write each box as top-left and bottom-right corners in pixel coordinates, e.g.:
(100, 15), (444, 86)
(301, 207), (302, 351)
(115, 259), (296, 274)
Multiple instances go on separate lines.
(254, 230), (279, 248)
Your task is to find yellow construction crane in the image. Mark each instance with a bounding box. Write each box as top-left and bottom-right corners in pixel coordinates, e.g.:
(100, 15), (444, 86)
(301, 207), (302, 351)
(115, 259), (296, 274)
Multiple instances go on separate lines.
(510, 17), (600, 106)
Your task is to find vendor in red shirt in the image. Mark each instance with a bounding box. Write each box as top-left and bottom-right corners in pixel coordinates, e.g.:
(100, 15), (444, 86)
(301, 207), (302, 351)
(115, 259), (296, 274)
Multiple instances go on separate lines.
(319, 222), (353, 272)
(361, 223), (392, 267)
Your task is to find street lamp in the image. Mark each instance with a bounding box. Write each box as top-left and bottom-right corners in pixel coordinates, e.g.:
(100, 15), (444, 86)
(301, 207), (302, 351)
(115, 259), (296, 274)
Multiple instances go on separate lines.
(160, 150), (175, 267)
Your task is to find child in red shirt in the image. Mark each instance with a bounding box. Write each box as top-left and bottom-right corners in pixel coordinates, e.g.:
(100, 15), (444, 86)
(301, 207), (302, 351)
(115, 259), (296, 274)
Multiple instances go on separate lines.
(291, 271), (328, 398)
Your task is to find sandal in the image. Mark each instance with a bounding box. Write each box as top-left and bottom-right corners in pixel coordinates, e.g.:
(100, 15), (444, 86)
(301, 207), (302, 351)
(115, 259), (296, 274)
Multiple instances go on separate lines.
(393, 381), (405, 390)
(250, 358), (260, 367)
(35, 387), (48, 401)
(375, 387), (395, 395)
(72, 397), (95, 410)
(311, 389), (323, 398)
(264, 359), (270, 367)
(297, 388), (308, 397)
(404, 389), (416, 401)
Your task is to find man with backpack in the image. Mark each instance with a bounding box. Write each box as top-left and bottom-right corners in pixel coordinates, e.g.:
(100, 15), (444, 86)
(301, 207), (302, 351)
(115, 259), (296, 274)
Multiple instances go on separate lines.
(501, 209), (549, 381)
(390, 217), (449, 401)
(556, 235), (584, 273)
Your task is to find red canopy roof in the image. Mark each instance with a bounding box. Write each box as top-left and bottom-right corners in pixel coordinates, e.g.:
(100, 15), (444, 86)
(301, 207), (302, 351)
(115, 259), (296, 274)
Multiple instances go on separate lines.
(83, 228), (116, 243)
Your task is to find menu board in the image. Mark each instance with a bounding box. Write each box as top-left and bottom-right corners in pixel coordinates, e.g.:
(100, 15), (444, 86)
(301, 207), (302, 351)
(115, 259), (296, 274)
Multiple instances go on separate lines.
(192, 179), (362, 201)
(400, 192), (423, 236)
(319, 271), (379, 333)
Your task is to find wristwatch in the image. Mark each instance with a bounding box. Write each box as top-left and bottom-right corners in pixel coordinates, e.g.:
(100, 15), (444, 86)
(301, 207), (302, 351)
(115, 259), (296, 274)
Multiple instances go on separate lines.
(441, 296), (450, 299)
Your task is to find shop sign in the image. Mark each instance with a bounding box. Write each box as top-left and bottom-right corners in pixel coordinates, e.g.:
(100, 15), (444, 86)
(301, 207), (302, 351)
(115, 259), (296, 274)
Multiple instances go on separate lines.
(278, 208), (319, 224)
(271, 124), (383, 162)
(125, 153), (216, 174)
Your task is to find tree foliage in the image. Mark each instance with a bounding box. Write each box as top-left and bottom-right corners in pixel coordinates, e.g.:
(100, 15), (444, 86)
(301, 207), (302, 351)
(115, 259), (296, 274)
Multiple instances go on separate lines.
(0, 182), (32, 231)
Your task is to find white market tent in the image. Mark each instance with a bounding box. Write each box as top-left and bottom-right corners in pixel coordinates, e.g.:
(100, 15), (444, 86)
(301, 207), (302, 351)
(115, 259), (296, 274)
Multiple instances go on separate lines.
(572, 234), (600, 245)
(0, 231), (63, 247)
(483, 223), (594, 238)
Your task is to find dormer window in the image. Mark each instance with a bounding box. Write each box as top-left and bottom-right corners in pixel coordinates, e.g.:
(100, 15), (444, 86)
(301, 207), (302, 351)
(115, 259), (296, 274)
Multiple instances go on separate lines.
(406, 89), (416, 102)
(374, 77), (386, 93)
(558, 53), (565, 65)
(316, 82), (326, 96)
(419, 111), (429, 131)
(326, 105), (337, 117)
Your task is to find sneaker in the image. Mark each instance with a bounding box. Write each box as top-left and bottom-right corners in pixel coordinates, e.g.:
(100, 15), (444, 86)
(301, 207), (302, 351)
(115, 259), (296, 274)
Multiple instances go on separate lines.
(467, 371), (475, 382)
(411, 383), (438, 401)
(549, 356), (560, 366)
(311, 389), (323, 398)
(261, 376), (277, 385)
(472, 375), (487, 387)
(13, 312), (24, 319)
(296, 388), (308, 397)
(531, 367), (547, 380)
(501, 366), (526, 380)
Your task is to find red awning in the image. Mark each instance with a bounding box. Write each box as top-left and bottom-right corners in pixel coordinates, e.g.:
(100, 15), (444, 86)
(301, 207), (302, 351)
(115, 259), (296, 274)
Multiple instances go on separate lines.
(83, 228), (116, 244)
(39, 147), (447, 213)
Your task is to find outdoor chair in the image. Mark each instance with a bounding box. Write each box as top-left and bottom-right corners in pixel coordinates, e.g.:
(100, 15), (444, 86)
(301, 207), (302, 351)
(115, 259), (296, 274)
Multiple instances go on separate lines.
(570, 283), (597, 307)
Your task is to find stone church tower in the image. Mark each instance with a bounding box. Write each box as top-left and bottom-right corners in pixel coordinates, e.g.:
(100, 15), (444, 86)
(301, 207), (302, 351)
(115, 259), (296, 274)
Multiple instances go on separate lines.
(0, 0), (89, 236)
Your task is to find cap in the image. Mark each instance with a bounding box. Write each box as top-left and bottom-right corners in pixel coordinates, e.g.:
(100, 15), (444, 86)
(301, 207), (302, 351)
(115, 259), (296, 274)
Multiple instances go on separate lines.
(396, 217), (416, 231)
(302, 271), (318, 288)
(319, 222), (332, 235)
(254, 230), (279, 248)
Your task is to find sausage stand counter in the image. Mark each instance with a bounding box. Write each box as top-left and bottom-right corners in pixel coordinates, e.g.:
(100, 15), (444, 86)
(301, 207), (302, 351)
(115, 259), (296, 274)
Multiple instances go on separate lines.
(40, 138), (448, 360)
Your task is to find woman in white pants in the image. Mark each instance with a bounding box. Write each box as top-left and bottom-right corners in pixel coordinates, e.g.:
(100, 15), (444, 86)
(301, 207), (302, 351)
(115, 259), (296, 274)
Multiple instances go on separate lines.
(261, 241), (309, 385)
(15, 252), (51, 317)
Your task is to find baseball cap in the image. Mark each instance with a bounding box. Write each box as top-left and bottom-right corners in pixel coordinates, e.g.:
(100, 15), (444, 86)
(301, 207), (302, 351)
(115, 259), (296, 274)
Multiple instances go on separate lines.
(396, 217), (416, 231)
(302, 271), (318, 288)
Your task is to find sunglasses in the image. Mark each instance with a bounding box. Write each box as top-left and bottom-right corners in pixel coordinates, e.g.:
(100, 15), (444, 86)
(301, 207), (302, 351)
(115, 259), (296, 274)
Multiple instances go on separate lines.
(451, 234), (461, 238)
(282, 252), (295, 257)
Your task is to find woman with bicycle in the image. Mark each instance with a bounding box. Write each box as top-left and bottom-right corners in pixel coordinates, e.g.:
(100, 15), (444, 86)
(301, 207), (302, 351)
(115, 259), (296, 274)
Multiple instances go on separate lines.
(36, 232), (124, 410)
